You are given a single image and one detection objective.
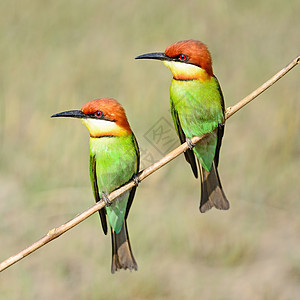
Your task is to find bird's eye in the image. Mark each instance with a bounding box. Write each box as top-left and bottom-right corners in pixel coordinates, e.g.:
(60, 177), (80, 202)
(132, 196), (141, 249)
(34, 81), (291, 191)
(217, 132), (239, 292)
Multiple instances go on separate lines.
(94, 111), (103, 118)
(179, 54), (187, 61)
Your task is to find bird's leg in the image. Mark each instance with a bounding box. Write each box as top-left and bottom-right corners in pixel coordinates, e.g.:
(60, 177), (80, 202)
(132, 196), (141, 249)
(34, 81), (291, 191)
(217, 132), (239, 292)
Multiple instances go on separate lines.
(132, 174), (140, 186)
(186, 137), (196, 150)
(101, 192), (112, 207)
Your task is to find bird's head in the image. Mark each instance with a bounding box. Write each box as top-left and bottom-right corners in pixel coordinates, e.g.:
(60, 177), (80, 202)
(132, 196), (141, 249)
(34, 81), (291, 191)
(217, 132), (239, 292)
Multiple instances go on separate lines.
(51, 98), (132, 137)
(135, 39), (213, 81)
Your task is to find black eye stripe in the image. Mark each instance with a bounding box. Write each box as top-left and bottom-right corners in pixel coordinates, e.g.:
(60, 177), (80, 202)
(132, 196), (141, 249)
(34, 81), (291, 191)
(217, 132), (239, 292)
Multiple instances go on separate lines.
(87, 112), (116, 122)
(176, 54), (188, 63)
(95, 110), (103, 117)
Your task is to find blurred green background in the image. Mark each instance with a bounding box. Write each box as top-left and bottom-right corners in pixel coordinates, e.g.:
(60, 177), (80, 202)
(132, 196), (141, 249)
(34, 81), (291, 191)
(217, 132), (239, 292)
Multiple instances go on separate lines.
(0, 0), (299, 299)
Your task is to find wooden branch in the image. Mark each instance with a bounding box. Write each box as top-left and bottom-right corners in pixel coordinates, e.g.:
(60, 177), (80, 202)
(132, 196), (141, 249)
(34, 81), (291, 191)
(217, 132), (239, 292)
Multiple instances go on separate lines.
(0, 54), (299, 272)
(225, 54), (300, 119)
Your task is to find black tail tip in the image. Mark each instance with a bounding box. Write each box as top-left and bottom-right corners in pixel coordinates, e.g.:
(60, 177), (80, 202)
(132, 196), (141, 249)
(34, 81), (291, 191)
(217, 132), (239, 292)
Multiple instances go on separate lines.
(199, 198), (230, 213)
(111, 262), (138, 274)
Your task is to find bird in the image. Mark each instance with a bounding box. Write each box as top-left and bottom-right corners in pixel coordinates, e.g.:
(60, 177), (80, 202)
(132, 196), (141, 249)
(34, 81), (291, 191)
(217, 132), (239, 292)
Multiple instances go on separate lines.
(135, 39), (229, 213)
(52, 98), (139, 273)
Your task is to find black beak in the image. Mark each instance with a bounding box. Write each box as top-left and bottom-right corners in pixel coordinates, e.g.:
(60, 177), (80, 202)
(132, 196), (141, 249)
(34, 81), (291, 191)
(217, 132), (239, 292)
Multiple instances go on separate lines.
(51, 110), (86, 119)
(135, 52), (172, 61)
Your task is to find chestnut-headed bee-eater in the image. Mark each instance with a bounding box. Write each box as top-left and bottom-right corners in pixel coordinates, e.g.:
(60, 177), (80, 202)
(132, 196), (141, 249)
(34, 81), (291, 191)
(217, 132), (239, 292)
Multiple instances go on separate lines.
(52, 98), (139, 273)
(136, 39), (229, 212)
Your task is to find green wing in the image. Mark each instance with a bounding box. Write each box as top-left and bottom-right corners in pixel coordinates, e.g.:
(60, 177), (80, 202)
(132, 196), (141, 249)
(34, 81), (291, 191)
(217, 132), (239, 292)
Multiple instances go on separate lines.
(171, 100), (198, 178)
(125, 133), (140, 220)
(214, 76), (225, 168)
(90, 154), (108, 235)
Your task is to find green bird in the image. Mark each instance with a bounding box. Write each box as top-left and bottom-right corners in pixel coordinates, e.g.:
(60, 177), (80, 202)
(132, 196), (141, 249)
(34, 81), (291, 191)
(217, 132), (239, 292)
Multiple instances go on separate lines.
(136, 39), (229, 212)
(52, 98), (139, 273)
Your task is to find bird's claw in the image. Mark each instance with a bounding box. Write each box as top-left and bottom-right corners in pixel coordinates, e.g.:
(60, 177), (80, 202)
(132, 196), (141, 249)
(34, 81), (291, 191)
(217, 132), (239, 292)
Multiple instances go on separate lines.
(218, 123), (225, 130)
(132, 174), (140, 186)
(101, 192), (112, 207)
(186, 138), (196, 150)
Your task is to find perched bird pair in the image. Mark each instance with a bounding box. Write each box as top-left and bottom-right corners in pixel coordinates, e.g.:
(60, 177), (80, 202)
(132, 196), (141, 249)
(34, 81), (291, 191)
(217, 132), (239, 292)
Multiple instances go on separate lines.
(52, 39), (229, 273)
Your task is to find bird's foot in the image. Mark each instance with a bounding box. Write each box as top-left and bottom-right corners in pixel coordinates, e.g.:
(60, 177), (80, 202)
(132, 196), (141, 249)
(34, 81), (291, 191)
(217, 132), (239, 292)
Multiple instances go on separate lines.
(186, 138), (196, 150)
(101, 192), (112, 207)
(132, 174), (140, 186)
(218, 123), (225, 130)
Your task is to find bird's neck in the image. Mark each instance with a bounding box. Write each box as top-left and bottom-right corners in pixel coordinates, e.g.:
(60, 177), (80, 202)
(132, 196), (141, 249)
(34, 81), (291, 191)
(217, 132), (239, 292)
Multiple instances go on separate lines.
(163, 61), (211, 81)
(81, 119), (131, 138)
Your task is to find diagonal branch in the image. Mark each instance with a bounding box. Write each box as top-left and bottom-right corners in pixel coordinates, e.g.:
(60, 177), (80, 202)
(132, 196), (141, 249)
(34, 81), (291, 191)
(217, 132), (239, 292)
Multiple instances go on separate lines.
(0, 54), (299, 272)
(225, 54), (300, 119)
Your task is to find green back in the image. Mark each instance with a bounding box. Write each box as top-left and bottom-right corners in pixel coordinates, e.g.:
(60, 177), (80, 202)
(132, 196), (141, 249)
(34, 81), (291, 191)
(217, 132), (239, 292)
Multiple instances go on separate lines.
(89, 134), (139, 233)
(170, 77), (224, 171)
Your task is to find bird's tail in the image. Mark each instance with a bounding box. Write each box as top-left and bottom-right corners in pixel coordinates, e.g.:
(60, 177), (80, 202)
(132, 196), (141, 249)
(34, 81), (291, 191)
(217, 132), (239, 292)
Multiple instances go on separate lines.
(111, 221), (137, 274)
(199, 161), (230, 213)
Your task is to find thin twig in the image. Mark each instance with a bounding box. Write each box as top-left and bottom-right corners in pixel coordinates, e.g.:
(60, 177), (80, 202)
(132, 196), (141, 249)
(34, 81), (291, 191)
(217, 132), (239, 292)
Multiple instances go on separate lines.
(225, 54), (300, 119)
(0, 54), (299, 272)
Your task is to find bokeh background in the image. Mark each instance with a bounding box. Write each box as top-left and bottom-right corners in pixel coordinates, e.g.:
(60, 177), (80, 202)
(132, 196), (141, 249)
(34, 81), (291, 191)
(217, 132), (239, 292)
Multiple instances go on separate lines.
(0, 1), (299, 299)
